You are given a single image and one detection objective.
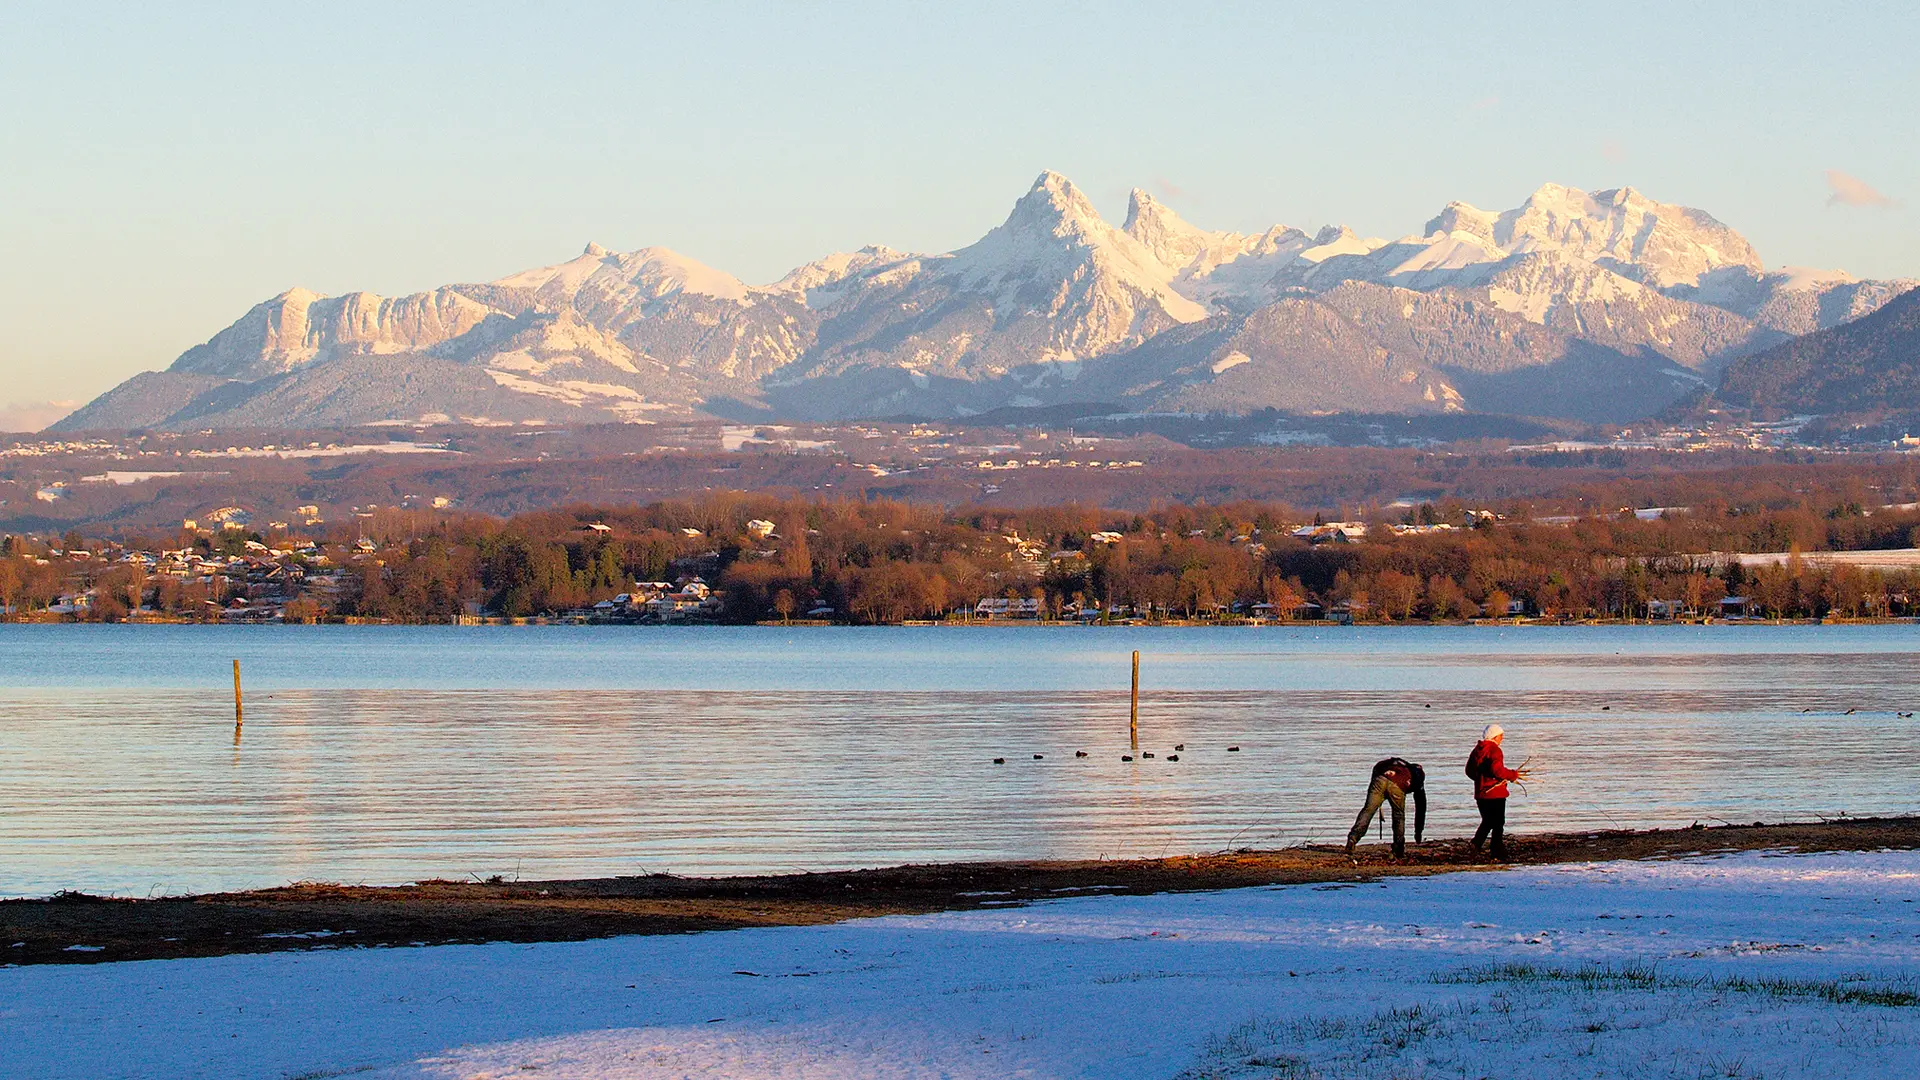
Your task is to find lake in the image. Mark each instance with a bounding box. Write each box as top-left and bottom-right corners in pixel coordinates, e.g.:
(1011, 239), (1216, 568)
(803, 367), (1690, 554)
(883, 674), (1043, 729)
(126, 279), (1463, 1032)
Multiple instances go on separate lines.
(1, 624), (1917, 897)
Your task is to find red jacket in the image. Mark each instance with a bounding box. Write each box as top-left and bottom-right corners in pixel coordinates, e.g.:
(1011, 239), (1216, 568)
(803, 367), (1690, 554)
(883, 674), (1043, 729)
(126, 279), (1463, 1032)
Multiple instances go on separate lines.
(1466, 739), (1518, 799)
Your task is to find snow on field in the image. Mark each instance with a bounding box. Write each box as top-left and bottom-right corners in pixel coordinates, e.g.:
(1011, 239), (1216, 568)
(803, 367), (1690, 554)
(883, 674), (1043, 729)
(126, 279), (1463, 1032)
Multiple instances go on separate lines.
(5, 850), (1919, 1080)
(184, 442), (454, 460)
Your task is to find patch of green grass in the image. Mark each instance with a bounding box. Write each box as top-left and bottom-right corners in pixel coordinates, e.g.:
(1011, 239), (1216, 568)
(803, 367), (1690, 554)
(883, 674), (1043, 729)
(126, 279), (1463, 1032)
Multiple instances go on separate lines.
(1437, 959), (1661, 990)
(1717, 973), (1920, 1008)
(1436, 961), (1920, 1008)
(282, 1067), (374, 1080)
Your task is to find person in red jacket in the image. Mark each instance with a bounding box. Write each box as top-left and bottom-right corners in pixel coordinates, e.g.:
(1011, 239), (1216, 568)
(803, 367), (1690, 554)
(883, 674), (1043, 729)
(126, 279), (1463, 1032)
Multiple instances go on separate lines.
(1465, 724), (1521, 860)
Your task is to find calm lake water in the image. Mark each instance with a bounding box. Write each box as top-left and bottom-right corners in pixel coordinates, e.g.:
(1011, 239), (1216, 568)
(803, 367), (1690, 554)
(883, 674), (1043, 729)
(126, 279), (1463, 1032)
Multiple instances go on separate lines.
(1, 624), (1917, 897)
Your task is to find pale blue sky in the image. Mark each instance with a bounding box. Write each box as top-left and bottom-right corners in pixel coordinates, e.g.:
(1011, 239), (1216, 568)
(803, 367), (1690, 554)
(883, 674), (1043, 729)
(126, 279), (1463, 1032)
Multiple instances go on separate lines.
(2, 1), (1914, 413)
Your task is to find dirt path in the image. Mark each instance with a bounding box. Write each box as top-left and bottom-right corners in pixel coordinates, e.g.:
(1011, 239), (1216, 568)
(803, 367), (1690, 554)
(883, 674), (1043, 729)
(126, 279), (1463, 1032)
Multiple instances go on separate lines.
(6, 817), (1914, 967)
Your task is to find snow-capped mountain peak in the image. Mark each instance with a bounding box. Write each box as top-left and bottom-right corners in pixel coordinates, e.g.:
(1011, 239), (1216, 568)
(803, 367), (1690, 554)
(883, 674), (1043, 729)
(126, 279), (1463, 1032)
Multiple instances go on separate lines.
(1120, 193), (1322, 310)
(490, 246), (612, 297)
(948, 171), (1205, 321)
(1301, 226), (1381, 262)
(765, 245), (915, 299)
(1422, 202), (1498, 243)
(600, 247), (750, 303)
(1007, 170), (1107, 238)
(1773, 266), (1858, 291)
(1122, 188), (1216, 269)
(1122, 189), (1313, 274)
(1490, 183), (1762, 288)
(492, 244), (747, 307)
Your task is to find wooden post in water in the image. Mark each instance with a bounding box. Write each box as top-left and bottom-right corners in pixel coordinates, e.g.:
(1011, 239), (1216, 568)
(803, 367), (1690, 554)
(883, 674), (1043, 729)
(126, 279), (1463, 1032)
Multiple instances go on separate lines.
(232, 658), (243, 742)
(1129, 650), (1140, 751)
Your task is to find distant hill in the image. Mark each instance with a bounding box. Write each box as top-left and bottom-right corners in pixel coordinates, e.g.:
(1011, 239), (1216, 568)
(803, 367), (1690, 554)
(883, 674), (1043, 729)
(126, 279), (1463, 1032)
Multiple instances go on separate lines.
(1715, 288), (1920, 414)
(55, 173), (1915, 432)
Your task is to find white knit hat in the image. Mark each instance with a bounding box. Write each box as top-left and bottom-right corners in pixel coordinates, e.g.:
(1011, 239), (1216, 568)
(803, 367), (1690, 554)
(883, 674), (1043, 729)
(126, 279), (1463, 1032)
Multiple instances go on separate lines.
(1482, 724), (1504, 741)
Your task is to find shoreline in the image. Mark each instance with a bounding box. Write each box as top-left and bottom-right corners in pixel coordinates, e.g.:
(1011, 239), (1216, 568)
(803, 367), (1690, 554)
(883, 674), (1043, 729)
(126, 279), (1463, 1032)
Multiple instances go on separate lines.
(3, 617), (1914, 627)
(6, 816), (1917, 968)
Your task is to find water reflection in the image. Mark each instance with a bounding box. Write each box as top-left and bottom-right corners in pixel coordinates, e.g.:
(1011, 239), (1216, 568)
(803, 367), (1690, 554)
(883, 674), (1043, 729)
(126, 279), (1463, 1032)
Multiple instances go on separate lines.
(0, 625), (1916, 896)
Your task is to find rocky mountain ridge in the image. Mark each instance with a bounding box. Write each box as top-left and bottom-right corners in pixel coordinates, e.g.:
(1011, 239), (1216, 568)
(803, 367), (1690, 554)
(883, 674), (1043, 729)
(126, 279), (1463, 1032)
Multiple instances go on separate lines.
(56, 172), (1915, 431)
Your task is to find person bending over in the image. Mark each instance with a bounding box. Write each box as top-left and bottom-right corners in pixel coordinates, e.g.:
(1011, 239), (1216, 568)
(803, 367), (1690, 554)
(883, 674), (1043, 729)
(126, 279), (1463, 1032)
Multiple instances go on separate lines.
(1344, 756), (1426, 858)
(1466, 724), (1521, 861)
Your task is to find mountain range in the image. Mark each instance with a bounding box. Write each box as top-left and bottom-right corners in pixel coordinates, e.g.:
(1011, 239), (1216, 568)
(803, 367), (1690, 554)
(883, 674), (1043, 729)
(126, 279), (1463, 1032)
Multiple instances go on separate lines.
(57, 172), (1916, 432)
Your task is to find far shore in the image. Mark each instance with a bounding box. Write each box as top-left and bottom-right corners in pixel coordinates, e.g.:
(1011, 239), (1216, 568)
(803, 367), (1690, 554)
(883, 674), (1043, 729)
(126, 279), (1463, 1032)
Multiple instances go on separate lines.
(3, 615), (1916, 627)
(7, 816), (1916, 967)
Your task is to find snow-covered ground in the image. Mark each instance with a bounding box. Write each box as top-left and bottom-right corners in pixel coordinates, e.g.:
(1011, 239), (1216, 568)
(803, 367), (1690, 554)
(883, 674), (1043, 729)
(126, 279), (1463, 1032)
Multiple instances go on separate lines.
(6, 850), (1919, 1079)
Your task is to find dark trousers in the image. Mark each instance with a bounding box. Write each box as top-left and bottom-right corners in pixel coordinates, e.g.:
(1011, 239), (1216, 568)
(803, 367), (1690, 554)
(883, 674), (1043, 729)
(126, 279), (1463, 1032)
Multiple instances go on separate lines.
(1346, 775), (1407, 856)
(1472, 796), (1508, 859)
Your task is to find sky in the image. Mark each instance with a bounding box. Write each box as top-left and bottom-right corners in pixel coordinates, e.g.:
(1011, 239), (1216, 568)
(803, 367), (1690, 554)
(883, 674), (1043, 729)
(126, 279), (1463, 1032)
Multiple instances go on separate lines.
(1, 1), (1915, 424)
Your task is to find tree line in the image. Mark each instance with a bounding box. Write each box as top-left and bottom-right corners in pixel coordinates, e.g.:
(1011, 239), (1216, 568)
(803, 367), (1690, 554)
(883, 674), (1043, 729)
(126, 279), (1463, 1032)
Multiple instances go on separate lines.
(4, 490), (1920, 623)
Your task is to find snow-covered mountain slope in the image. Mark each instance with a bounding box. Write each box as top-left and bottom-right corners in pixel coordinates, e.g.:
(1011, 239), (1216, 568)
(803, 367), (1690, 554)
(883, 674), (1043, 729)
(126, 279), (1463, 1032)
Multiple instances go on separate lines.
(1108, 299), (1458, 416)
(1674, 265), (1917, 337)
(1121, 189), (1313, 308)
(1131, 183), (1905, 340)
(1363, 184), (1761, 291)
(57, 172), (1917, 431)
(764, 246), (914, 302)
(170, 285), (508, 381)
(1475, 251), (1763, 368)
(1480, 183), (1761, 288)
(1024, 279), (1703, 425)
